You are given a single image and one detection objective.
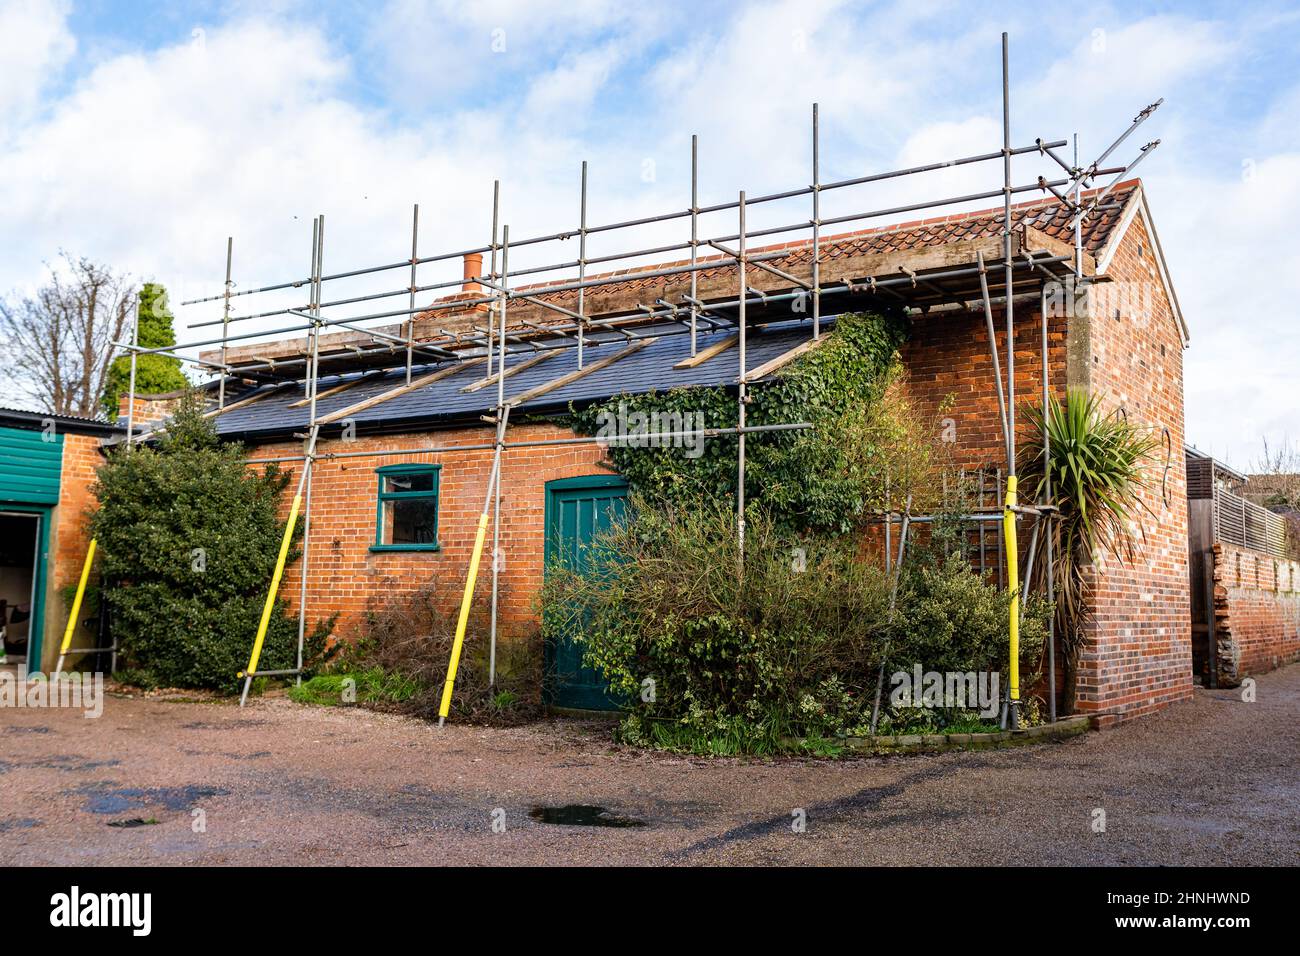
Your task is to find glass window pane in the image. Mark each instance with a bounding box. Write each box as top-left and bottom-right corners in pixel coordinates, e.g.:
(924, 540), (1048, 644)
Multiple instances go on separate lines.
(383, 497), (438, 545)
(383, 471), (436, 494)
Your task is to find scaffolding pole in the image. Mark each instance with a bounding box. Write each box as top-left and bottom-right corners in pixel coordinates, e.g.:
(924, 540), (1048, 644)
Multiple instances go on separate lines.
(1001, 32), (1022, 730)
(871, 494), (912, 734)
(181, 175), (1080, 337)
(218, 237), (233, 411)
(240, 423), (319, 706)
(690, 134), (699, 356)
(812, 102), (822, 340)
(294, 215), (325, 689)
(489, 224), (511, 687)
(1041, 283), (1057, 723)
(578, 162), (588, 369)
(406, 205), (419, 386)
(181, 140), (1070, 317)
(736, 191), (747, 563)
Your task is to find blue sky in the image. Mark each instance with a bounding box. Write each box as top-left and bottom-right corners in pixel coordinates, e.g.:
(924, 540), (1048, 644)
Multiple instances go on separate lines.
(2, 0), (1299, 468)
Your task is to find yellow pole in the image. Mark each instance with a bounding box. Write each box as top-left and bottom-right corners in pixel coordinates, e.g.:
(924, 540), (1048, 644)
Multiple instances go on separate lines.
(439, 410), (507, 726)
(55, 538), (97, 675)
(240, 490), (302, 683)
(1004, 476), (1020, 714)
(438, 509), (491, 725)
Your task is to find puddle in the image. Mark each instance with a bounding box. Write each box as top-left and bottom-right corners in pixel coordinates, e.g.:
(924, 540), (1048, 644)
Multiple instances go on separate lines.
(529, 805), (645, 828)
(73, 783), (230, 815)
(0, 818), (41, 833)
(107, 817), (159, 829)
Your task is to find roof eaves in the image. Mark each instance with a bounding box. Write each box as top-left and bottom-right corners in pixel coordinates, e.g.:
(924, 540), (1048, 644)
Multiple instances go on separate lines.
(0, 406), (127, 438)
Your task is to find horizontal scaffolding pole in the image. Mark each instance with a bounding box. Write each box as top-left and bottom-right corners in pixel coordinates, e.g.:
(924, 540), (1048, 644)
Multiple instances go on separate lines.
(181, 139), (1068, 309)
(244, 421), (814, 465)
(152, 248), (1073, 393)
(186, 252), (1070, 383)
(184, 174), (1080, 337)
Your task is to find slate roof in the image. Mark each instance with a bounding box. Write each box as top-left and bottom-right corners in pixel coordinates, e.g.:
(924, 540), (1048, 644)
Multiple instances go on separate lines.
(205, 181), (1145, 445)
(212, 319), (825, 443)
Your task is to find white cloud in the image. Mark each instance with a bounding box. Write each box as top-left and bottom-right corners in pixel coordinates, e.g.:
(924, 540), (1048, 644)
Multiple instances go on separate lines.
(1028, 16), (1237, 118)
(0, 1), (1296, 472)
(361, 0), (659, 109)
(1155, 154), (1300, 468)
(0, 0), (75, 137)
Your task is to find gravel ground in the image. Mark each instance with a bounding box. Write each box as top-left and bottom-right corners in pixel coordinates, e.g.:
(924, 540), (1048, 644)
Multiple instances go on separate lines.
(2, 664), (1297, 866)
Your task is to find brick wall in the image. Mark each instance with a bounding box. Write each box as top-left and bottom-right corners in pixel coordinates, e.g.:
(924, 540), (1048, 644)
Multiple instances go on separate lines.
(900, 210), (1192, 722)
(118, 393), (178, 428)
(253, 422), (615, 644)
(901, 301), (1067, 473)
(1211, 541), (1300, 685)
(45, 432), (103, 671)
(1071, 213), (1192, 721)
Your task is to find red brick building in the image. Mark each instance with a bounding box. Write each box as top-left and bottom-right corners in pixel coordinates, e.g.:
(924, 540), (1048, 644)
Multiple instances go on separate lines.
(64, 177), (1292, 720)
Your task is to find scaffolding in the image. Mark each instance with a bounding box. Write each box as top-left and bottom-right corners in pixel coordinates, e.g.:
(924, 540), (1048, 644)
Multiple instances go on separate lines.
(109, 33), (1162, 725)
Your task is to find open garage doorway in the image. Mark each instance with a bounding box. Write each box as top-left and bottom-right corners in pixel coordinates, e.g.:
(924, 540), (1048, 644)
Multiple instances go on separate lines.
(0, 509), (47, 669)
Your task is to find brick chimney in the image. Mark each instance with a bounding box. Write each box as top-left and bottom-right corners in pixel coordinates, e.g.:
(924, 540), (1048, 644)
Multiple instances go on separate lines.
(462, 252), (484, 297)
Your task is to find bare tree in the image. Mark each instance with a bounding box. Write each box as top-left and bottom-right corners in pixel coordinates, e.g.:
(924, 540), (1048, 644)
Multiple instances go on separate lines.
(1250, 437), (1300, 555)
(0, 254), (136, 418)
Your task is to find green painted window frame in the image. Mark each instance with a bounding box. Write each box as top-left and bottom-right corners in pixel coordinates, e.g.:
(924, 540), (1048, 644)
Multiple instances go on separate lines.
(370, 464), (441, 552)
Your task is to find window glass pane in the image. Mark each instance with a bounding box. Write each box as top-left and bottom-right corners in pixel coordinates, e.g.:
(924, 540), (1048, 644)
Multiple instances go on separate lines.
(383, 471), (436, 494)
(383, 497), (438, 545)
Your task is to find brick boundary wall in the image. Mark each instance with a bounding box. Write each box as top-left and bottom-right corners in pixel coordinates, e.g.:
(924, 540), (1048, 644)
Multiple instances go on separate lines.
(1211, 541), (1300, 686)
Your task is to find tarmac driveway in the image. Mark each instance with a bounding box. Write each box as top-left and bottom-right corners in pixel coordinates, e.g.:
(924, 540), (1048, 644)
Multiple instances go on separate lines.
(2, 664), (1297, 866)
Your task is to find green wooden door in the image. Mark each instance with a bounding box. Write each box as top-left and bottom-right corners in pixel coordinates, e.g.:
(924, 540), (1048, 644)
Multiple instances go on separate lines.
(544, 475), (628, 711)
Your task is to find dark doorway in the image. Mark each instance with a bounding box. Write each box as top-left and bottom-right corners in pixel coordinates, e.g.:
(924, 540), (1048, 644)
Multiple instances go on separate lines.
(0, 511), (43, 665)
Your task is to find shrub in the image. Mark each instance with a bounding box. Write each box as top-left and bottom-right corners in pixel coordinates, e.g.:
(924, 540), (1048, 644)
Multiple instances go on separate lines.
(90, 393), (334, 690)
(305, 577), (542, 725)
(542, 495), (1051, 750)
(1019, 388), (1158, 712)
(892, 552), (1049, 680)
(542, 497), (893, 746)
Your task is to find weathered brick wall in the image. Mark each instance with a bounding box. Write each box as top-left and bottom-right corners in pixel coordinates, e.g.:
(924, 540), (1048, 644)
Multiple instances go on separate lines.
(901, 302), (1067, 474)
(251, 422), (614, 644)
(901, 299), (1075, 711)
(901, 210), (1191, 723)
(1072, 213), (1192, 722)
(46, 432), (103, 671)
(1211, 542), (1300, 685)
(118, 393), (177, 428)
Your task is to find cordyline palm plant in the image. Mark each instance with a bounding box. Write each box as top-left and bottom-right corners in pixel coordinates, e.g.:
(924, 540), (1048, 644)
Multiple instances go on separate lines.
(1019, 388), (1159, 713)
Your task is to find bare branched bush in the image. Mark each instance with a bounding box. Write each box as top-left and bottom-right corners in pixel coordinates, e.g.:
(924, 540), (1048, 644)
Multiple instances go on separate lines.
(345, 577), (542, 725)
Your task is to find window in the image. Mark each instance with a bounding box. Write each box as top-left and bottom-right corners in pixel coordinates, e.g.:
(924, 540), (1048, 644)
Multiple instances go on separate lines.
(372, 464), (441, 551)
